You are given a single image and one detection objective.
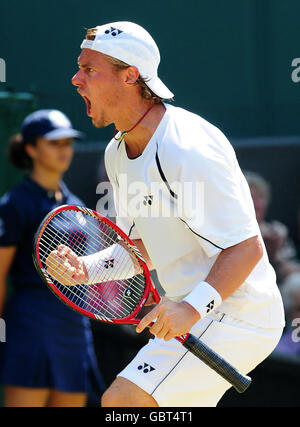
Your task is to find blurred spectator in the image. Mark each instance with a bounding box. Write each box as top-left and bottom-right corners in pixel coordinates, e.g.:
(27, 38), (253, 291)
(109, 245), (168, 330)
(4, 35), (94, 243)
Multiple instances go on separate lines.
(274, 272), (300, 356)
(0, 109), (105, 406)
(245, 171), (300, 284)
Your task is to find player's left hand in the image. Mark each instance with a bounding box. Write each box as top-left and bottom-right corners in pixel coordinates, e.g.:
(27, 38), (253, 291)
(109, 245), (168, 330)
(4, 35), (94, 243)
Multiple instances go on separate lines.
(136, 297), (200, 341)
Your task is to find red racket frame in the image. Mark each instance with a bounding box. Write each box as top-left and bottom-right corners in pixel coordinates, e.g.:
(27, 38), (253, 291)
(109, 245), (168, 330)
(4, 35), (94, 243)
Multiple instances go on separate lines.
(34, 205), (165, 328)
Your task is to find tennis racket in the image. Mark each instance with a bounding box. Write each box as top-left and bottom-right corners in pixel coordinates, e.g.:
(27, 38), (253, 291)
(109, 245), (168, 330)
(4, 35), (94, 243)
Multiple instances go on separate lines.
(33, 204), (251, 393)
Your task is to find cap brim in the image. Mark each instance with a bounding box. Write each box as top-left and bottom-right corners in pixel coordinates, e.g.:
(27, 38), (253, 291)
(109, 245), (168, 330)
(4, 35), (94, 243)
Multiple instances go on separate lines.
(146, 76), (174, 100)
(43, 129), (85, 140)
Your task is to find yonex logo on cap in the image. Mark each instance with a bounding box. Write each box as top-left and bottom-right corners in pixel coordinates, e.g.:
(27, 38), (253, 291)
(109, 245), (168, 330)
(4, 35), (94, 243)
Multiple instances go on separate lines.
(104, 27), (123, 37)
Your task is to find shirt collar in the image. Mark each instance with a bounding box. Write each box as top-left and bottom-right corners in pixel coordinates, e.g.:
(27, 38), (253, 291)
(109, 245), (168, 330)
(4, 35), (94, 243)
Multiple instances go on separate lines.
(23, 175), (70, 201)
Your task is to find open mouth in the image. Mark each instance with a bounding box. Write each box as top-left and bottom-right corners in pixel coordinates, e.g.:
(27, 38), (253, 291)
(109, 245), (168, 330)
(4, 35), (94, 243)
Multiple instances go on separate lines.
(82, 95), (92, 117)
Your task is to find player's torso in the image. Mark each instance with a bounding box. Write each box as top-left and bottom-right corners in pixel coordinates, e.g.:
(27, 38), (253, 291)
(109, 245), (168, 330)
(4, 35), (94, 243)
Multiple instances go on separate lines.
(115, 134), (218, 298)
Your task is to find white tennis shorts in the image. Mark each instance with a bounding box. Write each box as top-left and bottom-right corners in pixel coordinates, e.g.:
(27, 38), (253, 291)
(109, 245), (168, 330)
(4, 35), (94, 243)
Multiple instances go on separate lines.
(117, 311), (283, 407)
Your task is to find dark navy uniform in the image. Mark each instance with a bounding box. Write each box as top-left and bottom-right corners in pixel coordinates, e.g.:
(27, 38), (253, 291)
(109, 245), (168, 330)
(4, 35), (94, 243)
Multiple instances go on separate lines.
(0, 176), (105, 394)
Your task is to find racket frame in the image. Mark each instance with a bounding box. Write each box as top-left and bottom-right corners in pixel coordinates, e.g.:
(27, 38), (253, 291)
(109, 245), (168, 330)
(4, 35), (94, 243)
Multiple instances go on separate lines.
(33, 204), (153, 324)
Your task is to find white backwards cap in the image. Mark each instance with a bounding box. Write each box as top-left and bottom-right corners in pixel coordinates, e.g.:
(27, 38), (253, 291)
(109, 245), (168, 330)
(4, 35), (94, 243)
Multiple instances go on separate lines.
(80, 21), (174, 99)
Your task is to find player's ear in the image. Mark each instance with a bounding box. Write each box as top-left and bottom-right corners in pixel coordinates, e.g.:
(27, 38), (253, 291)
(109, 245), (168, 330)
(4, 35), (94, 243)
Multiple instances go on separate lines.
(125, 66), (140, 85)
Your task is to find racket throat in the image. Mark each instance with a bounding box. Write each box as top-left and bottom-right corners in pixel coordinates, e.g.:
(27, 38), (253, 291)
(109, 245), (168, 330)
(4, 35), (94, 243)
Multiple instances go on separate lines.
(173, 332), (190, 344)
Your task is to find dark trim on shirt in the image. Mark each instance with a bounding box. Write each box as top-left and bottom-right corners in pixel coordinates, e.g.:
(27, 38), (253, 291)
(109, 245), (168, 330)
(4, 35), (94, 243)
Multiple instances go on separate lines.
(179, 218), (224, 250)
(155, 144), (178, 200)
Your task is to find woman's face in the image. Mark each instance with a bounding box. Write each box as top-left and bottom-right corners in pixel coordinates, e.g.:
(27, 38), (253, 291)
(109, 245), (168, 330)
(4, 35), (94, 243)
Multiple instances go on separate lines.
(27, 137), (74, 174)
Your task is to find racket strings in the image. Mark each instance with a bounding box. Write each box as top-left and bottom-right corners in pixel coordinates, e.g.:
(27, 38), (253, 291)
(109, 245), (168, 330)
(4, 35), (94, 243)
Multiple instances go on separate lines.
(46, 213), (136, 282)
(43, 248), (145, 320)
(38, 210), (146, 319)
(41, 243), (144, 319)
(42, 215), (132, 284)
(42, 213), (143, 295)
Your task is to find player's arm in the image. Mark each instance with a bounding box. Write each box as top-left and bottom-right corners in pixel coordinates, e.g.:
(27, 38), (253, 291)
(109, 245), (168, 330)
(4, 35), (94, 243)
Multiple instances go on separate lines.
(0, 246), (17, 316)
(45, 238), (154, 286)
(204, 235), (263, 300)
(136, 236), (263, 340)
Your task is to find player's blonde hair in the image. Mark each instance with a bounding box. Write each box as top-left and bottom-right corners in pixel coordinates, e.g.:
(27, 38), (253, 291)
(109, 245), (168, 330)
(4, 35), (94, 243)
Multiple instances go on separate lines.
(84, 27), (165, 103)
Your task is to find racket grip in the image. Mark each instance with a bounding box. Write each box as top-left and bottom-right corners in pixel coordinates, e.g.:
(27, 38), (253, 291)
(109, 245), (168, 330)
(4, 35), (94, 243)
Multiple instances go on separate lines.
(182, 333), (252, 393)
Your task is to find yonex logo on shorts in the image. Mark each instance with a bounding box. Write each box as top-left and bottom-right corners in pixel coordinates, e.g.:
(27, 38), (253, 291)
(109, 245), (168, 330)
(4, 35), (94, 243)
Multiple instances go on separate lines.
(206, 300), (215, 313)
(138, 362), (155, 373)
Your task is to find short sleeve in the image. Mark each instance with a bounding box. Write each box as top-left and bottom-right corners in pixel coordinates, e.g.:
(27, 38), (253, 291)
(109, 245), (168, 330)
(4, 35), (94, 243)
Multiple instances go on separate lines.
(104, 144), (140, 240)
(178, 139), (259, 257)
(0, 194), (22, 246)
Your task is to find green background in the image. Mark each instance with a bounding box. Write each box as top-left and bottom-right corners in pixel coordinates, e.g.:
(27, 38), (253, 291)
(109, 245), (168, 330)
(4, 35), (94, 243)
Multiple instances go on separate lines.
(1, 0), (300, 143)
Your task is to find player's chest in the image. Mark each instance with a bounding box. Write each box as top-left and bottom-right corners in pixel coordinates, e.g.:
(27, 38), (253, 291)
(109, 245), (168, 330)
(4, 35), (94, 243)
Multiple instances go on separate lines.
(116, 155), (177, 219)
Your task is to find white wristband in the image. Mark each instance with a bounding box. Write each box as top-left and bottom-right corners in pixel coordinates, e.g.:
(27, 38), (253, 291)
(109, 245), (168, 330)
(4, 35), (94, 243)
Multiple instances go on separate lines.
(81, 243), (135, 284)
(183, 281), (222, 319)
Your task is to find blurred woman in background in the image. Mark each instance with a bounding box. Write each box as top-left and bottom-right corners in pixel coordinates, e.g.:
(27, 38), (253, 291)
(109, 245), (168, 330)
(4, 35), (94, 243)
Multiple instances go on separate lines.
(0, 109), (105, 406)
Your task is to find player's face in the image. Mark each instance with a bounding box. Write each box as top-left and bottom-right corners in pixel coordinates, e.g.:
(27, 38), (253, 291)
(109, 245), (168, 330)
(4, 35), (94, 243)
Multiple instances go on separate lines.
(72, 49), (124, 128)
(28, 138), (74, 174)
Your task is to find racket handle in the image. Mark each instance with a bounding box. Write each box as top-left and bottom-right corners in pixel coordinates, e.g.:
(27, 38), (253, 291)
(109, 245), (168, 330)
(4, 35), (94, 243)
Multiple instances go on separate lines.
(182, 333), (252, 393)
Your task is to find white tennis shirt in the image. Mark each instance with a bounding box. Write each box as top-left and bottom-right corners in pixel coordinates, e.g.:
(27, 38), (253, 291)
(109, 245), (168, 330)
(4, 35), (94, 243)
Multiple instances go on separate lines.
(104, 103), (285, 328)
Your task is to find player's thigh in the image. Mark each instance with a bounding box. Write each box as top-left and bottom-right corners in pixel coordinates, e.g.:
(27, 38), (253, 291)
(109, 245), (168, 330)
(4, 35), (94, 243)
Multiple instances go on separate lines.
(46, 390), (87, 407)
(116, 312), (282, 407)
(4, 385), (50, 407)
(101, 376), (159, 407)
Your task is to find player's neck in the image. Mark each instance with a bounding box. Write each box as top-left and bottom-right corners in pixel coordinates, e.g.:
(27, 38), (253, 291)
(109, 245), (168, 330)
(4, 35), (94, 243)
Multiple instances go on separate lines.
(116, 102), (166, 159)
(30, 168), (62, 192)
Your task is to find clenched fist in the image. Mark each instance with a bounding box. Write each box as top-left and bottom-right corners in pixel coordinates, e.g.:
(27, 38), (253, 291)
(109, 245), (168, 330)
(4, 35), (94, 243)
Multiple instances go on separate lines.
(46, 244), (88, 286)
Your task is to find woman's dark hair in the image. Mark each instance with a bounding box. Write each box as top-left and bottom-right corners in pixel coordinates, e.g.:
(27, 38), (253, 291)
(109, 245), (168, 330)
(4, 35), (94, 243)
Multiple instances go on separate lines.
(8, 133), (36, 170)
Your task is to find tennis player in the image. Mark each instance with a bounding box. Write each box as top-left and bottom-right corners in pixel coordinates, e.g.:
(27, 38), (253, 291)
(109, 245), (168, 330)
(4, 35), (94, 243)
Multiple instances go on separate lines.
(71, 21), (285, 407)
